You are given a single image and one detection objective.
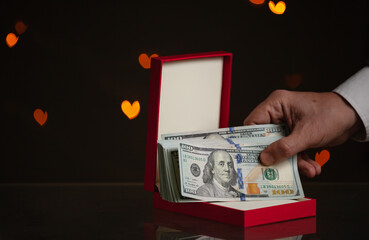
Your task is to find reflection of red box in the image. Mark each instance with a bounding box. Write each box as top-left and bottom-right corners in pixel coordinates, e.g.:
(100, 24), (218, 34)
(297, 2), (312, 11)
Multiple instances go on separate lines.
(144, 51), (316, 227)
(146, 209), (316, 240)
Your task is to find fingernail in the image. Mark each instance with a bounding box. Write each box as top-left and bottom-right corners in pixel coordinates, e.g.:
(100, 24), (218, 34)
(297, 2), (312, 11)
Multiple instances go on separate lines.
(260, 152), (275, 165)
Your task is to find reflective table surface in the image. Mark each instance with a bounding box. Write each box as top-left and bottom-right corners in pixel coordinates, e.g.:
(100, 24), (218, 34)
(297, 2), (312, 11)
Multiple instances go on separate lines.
(1, 182), (368, 239)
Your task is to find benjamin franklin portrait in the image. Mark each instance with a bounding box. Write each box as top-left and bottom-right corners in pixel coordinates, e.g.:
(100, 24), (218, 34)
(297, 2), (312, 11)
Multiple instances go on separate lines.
(196, 150), (240, 198)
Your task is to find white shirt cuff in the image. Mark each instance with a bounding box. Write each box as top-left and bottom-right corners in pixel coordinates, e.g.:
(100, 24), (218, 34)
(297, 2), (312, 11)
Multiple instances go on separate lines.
(333, 67), (369, 142)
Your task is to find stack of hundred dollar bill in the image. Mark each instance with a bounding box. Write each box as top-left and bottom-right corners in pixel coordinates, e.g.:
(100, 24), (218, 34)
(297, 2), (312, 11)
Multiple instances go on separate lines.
(157, 124), (305, 203)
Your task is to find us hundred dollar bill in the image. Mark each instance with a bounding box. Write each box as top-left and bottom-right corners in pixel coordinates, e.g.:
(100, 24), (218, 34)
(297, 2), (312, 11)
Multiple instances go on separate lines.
(178, 141), (304, 202)
(162, 124), (289, 140)
(157, 135), (284, 202)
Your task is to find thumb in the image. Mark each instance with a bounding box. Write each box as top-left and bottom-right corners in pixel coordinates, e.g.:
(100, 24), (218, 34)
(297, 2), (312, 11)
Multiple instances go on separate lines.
(260, 130), (308, 165)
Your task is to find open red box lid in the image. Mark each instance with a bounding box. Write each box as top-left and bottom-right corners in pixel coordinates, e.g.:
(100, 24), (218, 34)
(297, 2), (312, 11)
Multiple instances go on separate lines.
(144, 51), (233, 192)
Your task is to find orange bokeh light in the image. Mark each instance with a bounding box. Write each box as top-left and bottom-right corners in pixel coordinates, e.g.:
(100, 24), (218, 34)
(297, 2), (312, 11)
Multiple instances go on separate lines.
(268, 1), (286, 15)
(6, 33), (19, 48)
(34, 109), (48, 126)
(315, 150), (330, 167)
(138, 53), (159, 69)
(15, 21), (28, 34)
(249, 0), (265, 5)
(284, 74), (302, 89)
(121, 100), (140, 120)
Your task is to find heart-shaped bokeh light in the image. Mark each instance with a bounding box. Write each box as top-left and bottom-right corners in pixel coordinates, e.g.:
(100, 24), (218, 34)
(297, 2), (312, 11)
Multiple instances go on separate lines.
(315, 150), (330, 167)
(121, 100), (140, 120)
(249, 0), (265, 5)
(15, 21), (28, 34)
(268, 1), (286, 15)
(34, 109), (48, 126)
(6, 33), (19, 48)
(138, 53), (159, 69)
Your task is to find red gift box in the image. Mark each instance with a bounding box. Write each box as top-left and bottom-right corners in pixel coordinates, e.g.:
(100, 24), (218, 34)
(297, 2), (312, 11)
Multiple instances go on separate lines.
(144, 51), (316, 227)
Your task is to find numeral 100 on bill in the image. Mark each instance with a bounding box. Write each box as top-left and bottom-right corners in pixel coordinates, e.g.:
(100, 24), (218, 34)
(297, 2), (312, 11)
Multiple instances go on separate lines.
(272, 189), (294, 195)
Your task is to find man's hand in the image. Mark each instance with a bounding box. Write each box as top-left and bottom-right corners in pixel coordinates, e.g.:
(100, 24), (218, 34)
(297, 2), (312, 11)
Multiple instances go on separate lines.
(244, 90), (363, 178)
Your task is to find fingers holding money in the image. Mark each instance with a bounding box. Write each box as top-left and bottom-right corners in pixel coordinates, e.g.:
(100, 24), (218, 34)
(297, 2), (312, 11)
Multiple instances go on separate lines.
(257, 126), (324, 178)
(298, 152), (321, 178)
(259, 128), (309, 166)
(244, 90), (365, 181)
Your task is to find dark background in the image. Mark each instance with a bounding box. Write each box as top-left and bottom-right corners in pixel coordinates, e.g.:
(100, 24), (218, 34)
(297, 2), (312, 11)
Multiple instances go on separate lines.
(1, 0), (368, 184)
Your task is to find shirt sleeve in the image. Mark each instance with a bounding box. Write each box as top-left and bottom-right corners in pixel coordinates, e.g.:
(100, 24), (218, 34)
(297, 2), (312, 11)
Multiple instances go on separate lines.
(333, 67), (369, 142)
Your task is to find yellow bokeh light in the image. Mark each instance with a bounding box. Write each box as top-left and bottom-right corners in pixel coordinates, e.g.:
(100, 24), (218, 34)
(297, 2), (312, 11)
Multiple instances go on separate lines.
(121, 100), (140, 120)
(268, 1), (286, 15)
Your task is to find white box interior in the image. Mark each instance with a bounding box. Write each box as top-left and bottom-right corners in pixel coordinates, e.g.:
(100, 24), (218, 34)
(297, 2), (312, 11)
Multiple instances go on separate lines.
(157, 57), (224, 139)
(210, 198), (311, 211)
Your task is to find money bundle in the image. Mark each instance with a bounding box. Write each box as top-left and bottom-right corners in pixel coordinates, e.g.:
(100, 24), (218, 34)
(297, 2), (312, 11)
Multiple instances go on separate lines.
(157, 124), (304, 203)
